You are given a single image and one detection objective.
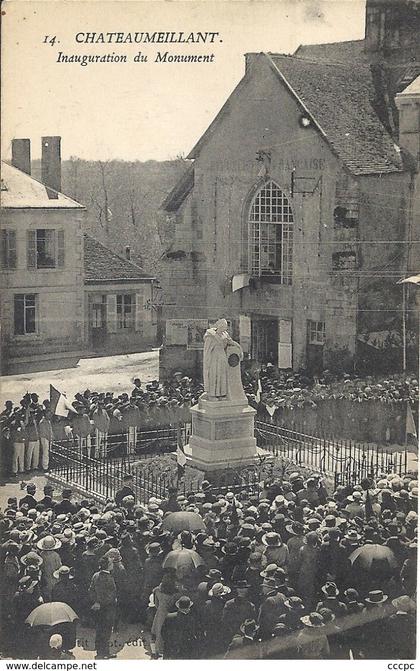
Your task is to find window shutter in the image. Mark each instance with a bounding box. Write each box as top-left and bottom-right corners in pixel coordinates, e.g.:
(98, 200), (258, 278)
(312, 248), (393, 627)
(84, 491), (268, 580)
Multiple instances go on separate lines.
(9, 230), (17, 269)
(106, 294), (117, 333)
(278, 319), (292, 369)
(135, 290), (145, 332)
(27, 231), (36, 269)
(57, 230), (65, 267)
(1, 230), (7, 268)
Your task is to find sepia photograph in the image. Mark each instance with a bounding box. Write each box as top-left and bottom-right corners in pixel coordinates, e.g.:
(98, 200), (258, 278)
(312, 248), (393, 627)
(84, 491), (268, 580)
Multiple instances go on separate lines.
(1, 0), (419, 664)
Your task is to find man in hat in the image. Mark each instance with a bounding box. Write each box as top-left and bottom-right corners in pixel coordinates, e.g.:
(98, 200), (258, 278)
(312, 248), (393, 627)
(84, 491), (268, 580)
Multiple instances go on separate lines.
(316, 582), (347, 617)
(52, 566), (78, 610)
(258, 577), (287, 639)
(160, 487), (182, 514)
(161, 595), (200, 659)
(38, 484), (56, 510)
(19, 483), (37, 509)
(225, 619), (259, 658)
(24, 403), (40, 472)
(121, 397), (141, 455)
(203, 582), (232, 656)
(297, 612), (330, 659)
(91, 402), (110, 459)
(37, 409), (53, 471)
(89, 556), (117, 659)
(55, 489), (77, 516)
(141, 543), (164, 617)
(222, 581), (256, 648)
(115, 474), (136, 508)
(71, 403), (93, 458)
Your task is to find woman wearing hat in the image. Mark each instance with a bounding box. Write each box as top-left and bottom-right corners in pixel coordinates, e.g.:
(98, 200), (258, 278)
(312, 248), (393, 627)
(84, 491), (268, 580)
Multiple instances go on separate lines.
(202, 582), (232, 656)
(296, 612), (330, 659)
(140, 543), (164, 620)
(151, 572), (182, 658)
(262, 532), (289, 568)
(296, 532), (321, 609)
(37, 535), (62, 601)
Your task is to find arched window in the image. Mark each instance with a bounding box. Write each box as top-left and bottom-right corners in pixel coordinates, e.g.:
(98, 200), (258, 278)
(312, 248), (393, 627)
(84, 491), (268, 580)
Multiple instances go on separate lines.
(248, 180), (293, 285)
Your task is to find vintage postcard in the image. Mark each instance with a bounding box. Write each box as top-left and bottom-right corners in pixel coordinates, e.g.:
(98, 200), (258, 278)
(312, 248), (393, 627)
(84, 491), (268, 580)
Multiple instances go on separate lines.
(1, 0), (419, 666)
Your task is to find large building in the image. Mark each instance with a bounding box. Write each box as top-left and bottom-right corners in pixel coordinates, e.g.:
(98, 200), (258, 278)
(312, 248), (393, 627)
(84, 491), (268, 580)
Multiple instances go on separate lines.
(1, 138), (157, 374)
(158, 0), (420, 379)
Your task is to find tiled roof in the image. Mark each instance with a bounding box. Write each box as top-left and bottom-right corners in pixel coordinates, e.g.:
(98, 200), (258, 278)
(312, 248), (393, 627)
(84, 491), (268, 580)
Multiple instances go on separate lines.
(1, 162), (84, 209)
(267, 53), (404, 175)
(161, 163), (194, 212)
(294, 39), (366, 63)
(84, 234), (154, 283)
(398, 74), (420, 96)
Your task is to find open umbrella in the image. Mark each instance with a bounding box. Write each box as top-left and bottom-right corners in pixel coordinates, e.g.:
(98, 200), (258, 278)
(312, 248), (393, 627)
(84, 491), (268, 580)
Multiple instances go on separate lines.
(162, 511), (205, 534)
(26, 602), (78, 627)
(349, 544), (398, 579)
(163, 547), (204, 581)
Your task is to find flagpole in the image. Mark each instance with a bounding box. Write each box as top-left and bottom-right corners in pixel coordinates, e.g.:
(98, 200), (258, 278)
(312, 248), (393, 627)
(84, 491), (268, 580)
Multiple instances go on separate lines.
(402, 282), (407, 372)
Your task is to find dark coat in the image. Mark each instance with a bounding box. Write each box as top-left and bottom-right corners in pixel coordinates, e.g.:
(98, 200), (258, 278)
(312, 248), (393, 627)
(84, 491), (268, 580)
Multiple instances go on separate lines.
(222, 597), (256, 645)
(161, 609), (200, 659)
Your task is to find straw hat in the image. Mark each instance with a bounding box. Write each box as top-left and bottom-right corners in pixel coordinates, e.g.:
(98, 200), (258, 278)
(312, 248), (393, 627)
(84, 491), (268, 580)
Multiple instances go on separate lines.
(208, 582), (231, 597)
(301, 612), (325, 628)
(365, 590), (388, 604)
(37, 535), (61, 551)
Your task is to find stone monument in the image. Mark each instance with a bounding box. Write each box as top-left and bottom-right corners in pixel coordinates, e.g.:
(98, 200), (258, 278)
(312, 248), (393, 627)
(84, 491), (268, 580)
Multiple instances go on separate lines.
(184, 318), (258, 471)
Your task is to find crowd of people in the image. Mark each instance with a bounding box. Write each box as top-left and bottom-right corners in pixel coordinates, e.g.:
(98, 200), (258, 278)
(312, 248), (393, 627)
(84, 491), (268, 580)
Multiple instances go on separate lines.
(0, 466), (417, 660)
(1, 369), (418, 478)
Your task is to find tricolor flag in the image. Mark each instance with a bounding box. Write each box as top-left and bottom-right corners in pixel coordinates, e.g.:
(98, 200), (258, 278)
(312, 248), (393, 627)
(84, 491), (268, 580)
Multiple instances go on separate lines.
(176, 424), (187, 480)
(255, 378), (262, 404)
(50, 385), (75, 417)
(406, 402), (418, 448)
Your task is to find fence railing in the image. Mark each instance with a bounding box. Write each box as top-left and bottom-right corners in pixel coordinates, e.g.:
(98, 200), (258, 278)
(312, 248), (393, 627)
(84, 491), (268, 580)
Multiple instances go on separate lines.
(254, 420), (408, 487)
(49, 419), (409, 501)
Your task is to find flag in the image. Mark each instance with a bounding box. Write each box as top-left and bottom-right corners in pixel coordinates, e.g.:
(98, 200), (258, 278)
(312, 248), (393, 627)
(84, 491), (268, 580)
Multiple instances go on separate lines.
(256, 378), (262, 404)
(50, 385), (75, 417)
(176, 424), (187, 480)
(406, 402), (418, 448)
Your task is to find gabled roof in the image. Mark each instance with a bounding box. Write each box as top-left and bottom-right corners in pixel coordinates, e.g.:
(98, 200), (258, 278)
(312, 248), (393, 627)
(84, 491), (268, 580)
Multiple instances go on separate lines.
(161, 163), (194, 212)
(267, 53), (404, 175)
(294, 39), (366, 63)
(186, 51), (404, 177)
(398, 74), (420, 97)
(1, 161), (85, 209)
(84, 234), (154, 284)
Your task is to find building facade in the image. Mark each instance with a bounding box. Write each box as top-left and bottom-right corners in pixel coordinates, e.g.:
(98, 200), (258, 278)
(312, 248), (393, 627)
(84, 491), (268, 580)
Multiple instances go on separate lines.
(83, 234), (156, 354)
(1, 140), (87, 374)
(1, 138), (157, 374)
(159, 0), (420, 379)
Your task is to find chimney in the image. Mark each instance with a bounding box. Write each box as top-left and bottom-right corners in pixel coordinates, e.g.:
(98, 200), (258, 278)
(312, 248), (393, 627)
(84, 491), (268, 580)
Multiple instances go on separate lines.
(395, 80), (420, 171)
(12, 139), (31, 175)
(41, 136), (61, 199)
(125, 246), (131, 260)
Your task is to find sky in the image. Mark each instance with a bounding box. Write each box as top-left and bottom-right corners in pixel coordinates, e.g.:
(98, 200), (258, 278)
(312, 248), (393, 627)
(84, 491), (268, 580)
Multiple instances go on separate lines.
(3, 0), (366, 161)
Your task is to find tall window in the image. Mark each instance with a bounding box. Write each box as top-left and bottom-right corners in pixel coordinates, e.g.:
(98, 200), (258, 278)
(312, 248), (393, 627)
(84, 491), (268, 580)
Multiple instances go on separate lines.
(27, 229), (65, 269)
(116, 294), (133, 329)
(1, 229), (17, 269)
(14, 294), (37, 335)
(308, 320), (325, 345)
(248, 180), (293, 284)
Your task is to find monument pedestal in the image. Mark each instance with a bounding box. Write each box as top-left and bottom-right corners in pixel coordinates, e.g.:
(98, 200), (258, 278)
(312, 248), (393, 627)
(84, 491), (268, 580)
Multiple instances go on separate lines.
(185, 394), (259, 472)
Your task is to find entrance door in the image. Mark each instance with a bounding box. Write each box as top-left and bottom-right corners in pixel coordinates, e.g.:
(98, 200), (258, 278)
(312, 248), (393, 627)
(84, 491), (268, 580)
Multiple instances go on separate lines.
(306, 320), (325, 375)
(251, 318), (278, 365)
(90, 296), (107, 350)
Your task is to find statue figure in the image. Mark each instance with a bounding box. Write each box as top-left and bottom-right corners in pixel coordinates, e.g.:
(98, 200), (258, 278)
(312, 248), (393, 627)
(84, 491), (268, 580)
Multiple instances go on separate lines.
(203, 318), (246, 402)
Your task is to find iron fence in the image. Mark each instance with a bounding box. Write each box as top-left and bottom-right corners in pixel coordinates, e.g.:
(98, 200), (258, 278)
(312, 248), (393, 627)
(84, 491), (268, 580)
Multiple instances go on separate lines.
(254, 420), (408, 487)
(48, 418), (409, 501)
